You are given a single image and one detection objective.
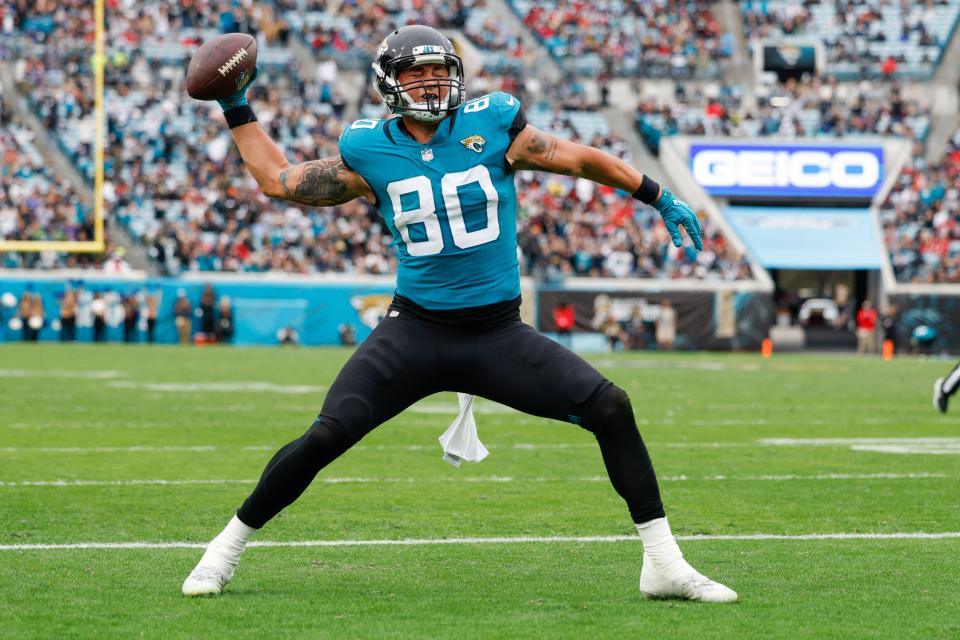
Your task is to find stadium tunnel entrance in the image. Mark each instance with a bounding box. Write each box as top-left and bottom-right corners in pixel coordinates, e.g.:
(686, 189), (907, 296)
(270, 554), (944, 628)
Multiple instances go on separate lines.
(767, 268), (882, 352)
(721, 204), (885, 353)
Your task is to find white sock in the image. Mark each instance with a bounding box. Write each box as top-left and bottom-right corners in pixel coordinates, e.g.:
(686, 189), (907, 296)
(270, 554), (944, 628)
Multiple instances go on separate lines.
(202, 515), (256, 565)
(635, 517), (694, 578)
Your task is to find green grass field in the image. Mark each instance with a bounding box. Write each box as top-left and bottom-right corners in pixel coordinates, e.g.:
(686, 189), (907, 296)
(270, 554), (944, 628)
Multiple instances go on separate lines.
(1, 343), (958, 639)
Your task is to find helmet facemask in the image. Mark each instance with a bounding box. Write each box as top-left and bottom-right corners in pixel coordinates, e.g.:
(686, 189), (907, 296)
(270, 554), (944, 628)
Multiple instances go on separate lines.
(374, 52), (465, 122)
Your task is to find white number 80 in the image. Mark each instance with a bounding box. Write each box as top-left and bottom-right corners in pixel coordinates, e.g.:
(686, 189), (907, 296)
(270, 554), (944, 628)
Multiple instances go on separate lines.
(386, 165), (500, 256)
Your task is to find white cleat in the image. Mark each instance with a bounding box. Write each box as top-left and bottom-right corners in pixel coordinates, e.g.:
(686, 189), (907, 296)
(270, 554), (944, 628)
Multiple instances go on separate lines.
(934, 377), (948, 414)
(182, 564), (234, 596)
(640, 554), (738, 603)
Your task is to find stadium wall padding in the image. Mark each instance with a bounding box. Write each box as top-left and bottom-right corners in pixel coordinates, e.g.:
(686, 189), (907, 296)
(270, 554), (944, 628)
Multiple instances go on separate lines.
(0, 278), (395, 346)
(1, 276), (774, 349)
(537, 288), (773, 351)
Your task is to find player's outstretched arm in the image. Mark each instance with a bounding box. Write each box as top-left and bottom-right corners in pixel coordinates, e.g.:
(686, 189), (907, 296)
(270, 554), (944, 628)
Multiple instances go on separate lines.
(229, 122), (373, 206)
(506, 124), (702, 249)
(507, 124), (648, 194)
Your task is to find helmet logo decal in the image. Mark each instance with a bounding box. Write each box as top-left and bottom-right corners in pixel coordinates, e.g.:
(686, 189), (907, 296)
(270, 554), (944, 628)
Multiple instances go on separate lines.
(460, 135), (486, 153)
(412, 45), (445, 55)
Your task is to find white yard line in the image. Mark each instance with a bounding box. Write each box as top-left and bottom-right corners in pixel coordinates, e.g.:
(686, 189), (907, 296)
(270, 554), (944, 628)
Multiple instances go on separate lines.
(0, 369), (126, 379)
(106, 381), (325, 394)
(3, 531), (960, 552)
(4, 438), (959, 455)
(0, 442), (753, 454)
(0, 472), (946, 488)
(760, 437), (960, 446)
(0, 446), (219, 453)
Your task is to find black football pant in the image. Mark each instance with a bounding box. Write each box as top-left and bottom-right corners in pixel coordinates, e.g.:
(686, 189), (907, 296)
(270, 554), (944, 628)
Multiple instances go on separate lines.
(237, 304), (665, 528)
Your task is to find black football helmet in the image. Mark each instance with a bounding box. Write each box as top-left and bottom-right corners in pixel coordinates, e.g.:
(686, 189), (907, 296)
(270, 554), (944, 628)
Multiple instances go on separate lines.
(372, 25), (465, 122)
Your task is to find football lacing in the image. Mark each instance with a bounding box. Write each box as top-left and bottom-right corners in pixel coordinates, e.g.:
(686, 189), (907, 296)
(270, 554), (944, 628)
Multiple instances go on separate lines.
(218, 49), (248, 77)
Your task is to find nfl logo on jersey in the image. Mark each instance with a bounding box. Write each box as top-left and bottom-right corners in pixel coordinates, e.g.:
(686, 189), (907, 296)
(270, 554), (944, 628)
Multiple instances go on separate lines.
(421, 148), (434, 162)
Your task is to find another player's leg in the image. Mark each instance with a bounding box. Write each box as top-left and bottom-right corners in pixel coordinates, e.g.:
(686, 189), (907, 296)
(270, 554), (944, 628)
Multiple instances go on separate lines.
(183, 313), (440, 596)
(469, 323), (736, 603)
(933, 360), (960, 413)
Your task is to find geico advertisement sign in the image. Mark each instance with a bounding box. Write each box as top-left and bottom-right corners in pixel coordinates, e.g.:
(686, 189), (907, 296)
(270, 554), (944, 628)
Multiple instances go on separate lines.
(689, 144), (883, 197)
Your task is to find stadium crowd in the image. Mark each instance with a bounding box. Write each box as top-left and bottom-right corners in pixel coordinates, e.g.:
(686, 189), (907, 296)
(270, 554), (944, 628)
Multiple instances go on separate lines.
(511, 0), (731, 78)
(0, 95), (105, 269)
(880, 130), (960, 284)
(742, 0), (960, 79)
(636, 75), (930, 153)
(273, 0), (530, 74)
(3, 0), (752, 281)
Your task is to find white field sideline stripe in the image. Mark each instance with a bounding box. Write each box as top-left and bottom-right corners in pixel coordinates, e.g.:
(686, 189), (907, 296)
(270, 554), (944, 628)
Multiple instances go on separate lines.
(3, 531), (960, 552)
(0, 472), (946, 487)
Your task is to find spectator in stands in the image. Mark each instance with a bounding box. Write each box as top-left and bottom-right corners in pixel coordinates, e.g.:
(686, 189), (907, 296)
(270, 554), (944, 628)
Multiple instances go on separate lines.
(856, 299), (878, 354)
(174, 290), (192, 345)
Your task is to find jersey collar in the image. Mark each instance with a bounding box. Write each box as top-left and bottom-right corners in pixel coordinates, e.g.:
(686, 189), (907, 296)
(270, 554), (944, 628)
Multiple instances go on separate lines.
(393, 109), (459, 146)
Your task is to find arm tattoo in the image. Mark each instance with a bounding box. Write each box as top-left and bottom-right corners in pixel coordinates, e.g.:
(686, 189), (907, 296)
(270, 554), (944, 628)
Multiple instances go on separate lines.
(526, 132), (547, 155)
(525, 132), (559, 162)
(279, 157), (353, 206)
(518, 132), (561, 174)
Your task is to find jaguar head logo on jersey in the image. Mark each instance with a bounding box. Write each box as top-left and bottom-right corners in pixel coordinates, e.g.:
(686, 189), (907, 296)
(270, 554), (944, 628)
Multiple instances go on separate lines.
(460, 135), (486, 153)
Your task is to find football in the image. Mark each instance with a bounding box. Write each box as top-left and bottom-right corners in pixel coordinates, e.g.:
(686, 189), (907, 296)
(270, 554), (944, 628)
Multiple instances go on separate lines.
(186, 32), (258, 101)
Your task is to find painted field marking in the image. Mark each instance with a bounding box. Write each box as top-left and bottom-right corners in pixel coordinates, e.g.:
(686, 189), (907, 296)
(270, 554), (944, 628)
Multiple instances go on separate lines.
(0, 442), (753, 454)
(0, 369), (125, 379)
(762, 437), (960, 455)
(0, 472), (946, 488)
(106, 381), (325, 394)
(592, 359), (761, 371)
(3, 531), (960, 552)
(3, 438), (953, 454)
(0, 446), (219, 454)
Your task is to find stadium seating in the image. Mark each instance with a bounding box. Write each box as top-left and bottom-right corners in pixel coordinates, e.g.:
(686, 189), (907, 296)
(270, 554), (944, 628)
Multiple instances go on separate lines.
(6, 0), (752, 280)
(636, 77), (930, 154)
(880, 132), (960, 284)
(742, 0), (960, 79)
(273, 0), (530, 74)
(509, 0), (731, 77)
(0, 97), (103, 269)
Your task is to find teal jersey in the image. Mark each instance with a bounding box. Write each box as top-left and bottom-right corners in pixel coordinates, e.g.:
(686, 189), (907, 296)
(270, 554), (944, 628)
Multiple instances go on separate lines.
(339, 92), (524, 310)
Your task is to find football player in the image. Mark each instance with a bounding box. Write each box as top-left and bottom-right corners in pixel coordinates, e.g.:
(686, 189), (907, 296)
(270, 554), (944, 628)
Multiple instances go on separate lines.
(183, 25), (736, 603)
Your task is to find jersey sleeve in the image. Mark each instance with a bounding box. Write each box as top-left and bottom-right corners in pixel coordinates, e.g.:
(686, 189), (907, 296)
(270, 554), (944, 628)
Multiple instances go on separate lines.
(490, 92), (527, 139)
(337, 123), (361, 172)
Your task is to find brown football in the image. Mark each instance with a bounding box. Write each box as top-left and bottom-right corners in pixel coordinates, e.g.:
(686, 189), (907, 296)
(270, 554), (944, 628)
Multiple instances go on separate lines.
(186, 33), (258, 101)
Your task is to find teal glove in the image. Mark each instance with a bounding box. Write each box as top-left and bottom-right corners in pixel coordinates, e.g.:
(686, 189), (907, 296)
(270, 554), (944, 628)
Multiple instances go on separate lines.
(217, 66), (259, 111)
(654, 187), (703, 250)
